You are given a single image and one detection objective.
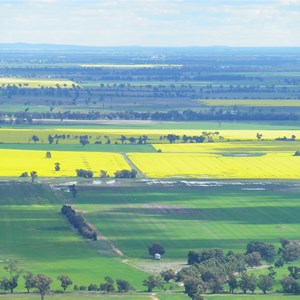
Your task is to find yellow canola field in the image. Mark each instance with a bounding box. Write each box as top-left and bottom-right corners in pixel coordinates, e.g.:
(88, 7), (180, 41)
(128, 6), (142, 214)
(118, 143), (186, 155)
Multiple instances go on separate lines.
(0, 149), (129, 177)
(153, 141), (300, 153)
(128, 152), (300, 179)
(199, 99), (300, 107)
(0, 78), (79, 89)
(0, 128), (299, 144)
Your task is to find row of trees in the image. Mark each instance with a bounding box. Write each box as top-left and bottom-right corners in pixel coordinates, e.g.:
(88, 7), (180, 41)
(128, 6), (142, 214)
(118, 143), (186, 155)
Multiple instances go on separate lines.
(76, 169), (137, 179)
(2, 109), (300, 123)
(61, 205), (97, 240)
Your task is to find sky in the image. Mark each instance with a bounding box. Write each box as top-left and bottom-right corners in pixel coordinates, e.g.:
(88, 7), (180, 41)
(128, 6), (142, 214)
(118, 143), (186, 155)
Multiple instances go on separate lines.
(0, 0), (299, 47)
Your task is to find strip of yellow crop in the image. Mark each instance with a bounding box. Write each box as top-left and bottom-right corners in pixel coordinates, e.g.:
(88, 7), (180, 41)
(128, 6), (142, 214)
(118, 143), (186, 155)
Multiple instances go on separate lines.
(153, 141), (300, 153)
(128, 152), (300, 179)
(0, 149), (129, 177)
(199, 99), (300, 107)
(0, 129), (299, 144)
(0, 78), (80, 89)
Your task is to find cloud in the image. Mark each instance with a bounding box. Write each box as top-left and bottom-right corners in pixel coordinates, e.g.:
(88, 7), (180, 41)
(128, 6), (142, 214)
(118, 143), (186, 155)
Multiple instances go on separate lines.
(0, 0), (299, 46)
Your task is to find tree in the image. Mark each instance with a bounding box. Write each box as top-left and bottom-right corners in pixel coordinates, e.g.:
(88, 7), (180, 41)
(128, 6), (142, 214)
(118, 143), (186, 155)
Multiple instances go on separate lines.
(288, 266), (300, 280)
(256, 133), (263, 140)
(100, 170), (108, 178)
(32, 135), (39, 144)
(258, 275), (273, 294)
(47, 135), (54, 144)
(245, 252), (261, 267)
(280, 276), (298, 294)
(239, 272), (256, 294)
(281, 242), (300, 262)
(3, 261), (22, 293)
(161, 269), (176, 282)
(116, 279), (133, 293)
(30, 171), (38, 183)
(23, 272), (35, 293)
(68, 184), (78, 198)
(0, 277), (10, 293)
(79, 136), (89, 146)
(148, 243), (165, 257)
(228, 273), (238, 294)
(54, 162), (60, 171)
(33, 274), (52, 300)
(99, 276), (115, 293)
(183, 276), (203, 299)
(88, 283), (98, 291)
(57, 275), (72, 292)
(143, 275), (163, 292)
(246, 241), (275, 262)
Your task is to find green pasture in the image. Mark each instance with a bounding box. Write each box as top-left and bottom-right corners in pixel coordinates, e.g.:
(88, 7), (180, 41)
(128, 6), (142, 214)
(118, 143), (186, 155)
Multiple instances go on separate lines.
(0, 294), (152, 300)
(70, 183), (300, 259)
(0, 143), (155, 153)
(0, 183), (147, 291)
(158, 293), (300, 300)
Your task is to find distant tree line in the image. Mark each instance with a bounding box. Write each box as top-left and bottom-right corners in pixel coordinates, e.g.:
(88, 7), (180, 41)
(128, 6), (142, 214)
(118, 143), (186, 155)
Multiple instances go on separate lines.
(1, 109), (299, 123)
(61, 205), (97, 240)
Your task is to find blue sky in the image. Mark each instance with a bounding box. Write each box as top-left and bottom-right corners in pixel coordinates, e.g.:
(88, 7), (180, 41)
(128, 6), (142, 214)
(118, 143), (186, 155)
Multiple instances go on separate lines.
(0, 0), (299, 46)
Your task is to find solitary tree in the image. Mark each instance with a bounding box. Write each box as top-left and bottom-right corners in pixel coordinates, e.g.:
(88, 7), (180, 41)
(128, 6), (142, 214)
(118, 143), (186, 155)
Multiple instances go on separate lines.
(148, 243), (165, 257)
(54, 163), (60, 171)
(33, 274), (52, 300)
(57, 275), (72, 292)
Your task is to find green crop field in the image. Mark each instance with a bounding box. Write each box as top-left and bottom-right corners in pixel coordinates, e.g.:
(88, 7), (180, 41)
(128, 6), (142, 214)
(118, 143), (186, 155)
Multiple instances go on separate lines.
(0, 183), (147, 292)
(69, 183), (300, 258)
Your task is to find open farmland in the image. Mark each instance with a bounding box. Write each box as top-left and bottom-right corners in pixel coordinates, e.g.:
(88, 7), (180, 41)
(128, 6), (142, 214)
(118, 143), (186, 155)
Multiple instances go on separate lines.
(0, 183), (147, 291)
(128, 152), (300, 179)
(199, 99), (300, 107)
(70, 182), (300, 258)
(0, 149), (129, 177)
(0, 77), (80, 88)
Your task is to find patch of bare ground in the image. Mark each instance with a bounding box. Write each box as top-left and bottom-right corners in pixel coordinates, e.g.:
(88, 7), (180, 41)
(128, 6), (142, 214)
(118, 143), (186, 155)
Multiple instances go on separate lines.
(142, 203), (203, 215)
(126, 259), (187, 275)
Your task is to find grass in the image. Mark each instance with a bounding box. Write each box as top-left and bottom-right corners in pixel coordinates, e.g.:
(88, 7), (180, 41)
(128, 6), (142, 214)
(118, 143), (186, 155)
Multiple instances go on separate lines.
(158, 293), (300, 300)
(0, 183), (147, 291)
(0, 143), (156, 153)
(69, 183), (300, 259)
(3, 121), (300, 130)
(0, 294), (152, 299)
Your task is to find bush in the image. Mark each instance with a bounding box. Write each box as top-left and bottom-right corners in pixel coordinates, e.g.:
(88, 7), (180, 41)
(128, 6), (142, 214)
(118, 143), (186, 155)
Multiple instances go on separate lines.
(76, 169), (93, 178)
